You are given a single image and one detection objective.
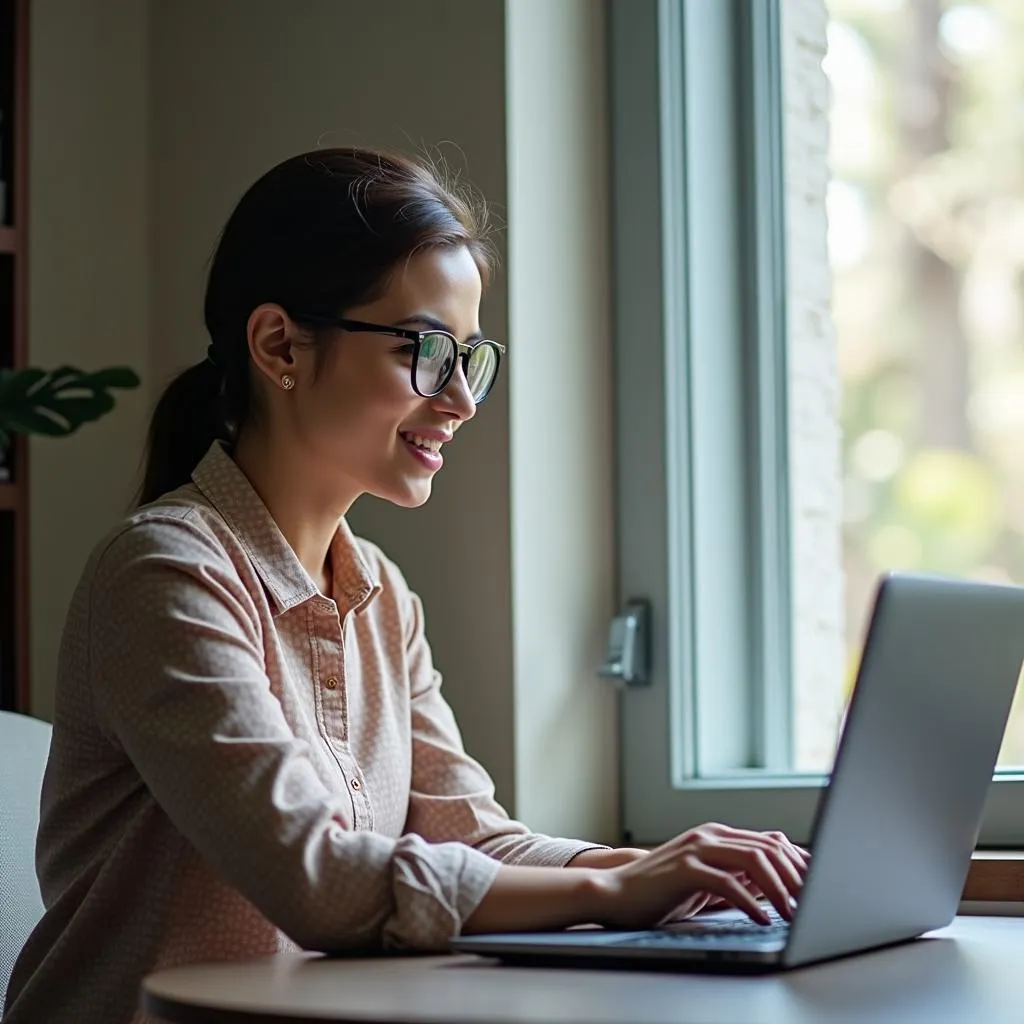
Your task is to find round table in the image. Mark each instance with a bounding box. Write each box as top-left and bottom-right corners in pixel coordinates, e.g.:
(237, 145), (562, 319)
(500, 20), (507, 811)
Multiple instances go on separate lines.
(142, 916), (1024, 1024)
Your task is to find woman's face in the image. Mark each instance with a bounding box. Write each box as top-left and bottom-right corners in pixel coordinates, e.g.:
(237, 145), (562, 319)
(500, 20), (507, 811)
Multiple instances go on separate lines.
(284, 245), (483, 510)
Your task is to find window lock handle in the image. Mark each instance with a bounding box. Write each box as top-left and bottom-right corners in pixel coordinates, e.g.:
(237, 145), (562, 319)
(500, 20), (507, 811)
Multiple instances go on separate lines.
(597, 599), (650, 688)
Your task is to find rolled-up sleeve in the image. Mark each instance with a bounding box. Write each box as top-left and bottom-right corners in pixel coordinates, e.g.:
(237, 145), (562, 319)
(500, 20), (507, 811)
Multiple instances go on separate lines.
(90, 515), (499, 952)
(401, 589), (609, 868)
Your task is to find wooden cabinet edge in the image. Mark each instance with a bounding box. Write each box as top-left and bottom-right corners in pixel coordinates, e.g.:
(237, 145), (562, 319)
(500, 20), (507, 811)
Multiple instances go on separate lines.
(963, 853), (1024, 903)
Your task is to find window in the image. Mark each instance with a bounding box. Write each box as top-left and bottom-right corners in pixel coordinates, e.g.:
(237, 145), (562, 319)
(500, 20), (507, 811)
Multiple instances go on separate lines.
(610, 0), (1024, 845)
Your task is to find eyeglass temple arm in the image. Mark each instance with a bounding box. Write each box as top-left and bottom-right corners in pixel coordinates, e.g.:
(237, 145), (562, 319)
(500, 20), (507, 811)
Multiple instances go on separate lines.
(337, 318), (422, 342)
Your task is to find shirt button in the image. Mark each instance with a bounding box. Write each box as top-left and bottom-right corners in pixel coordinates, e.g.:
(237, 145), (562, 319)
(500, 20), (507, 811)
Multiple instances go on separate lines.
(350, 777), (362, 791)
(325, 676), (338, 690)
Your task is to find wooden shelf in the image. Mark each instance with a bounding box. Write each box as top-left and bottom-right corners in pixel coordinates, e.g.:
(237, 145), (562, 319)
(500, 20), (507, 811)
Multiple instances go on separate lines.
(0, 0), (30, 713)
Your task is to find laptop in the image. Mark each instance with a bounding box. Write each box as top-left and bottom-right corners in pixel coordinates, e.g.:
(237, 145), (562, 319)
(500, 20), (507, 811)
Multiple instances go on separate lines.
(452, 572), (1024, 970)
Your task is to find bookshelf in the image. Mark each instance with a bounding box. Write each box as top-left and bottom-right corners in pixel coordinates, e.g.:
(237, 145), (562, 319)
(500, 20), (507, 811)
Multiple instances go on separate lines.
(1, 0), (30, 713)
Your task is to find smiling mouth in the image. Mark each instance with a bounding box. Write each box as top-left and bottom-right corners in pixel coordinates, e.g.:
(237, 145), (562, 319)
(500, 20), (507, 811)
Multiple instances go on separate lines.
(399, 431), (445, 454)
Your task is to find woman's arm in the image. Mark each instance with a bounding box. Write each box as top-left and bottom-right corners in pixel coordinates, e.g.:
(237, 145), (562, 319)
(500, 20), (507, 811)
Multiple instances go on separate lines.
(463, 864), (608, 932)
(400, 587), (608, 867)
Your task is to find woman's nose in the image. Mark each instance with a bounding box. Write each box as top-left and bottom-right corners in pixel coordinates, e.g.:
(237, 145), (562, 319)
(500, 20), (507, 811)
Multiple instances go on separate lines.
(432, 361), (477, 421)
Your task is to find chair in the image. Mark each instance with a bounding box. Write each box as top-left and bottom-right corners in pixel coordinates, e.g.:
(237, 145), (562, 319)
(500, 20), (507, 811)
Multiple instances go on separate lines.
(0, 710), (51, 1016)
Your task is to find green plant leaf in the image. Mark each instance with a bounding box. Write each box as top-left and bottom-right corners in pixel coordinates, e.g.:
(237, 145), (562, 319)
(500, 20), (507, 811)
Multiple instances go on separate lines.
(0, 365), (141, 447)
(49, 393), (116, 422)
(7, 369), (48, 400)
(3, 406), (74, 436)
(30, 367), (82, 392)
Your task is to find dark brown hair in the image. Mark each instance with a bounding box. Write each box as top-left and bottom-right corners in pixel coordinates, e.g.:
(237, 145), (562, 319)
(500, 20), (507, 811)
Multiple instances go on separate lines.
(137, 147), (493, 506)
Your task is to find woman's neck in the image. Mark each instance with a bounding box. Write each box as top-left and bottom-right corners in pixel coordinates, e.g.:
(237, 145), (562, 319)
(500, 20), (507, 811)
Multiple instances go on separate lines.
(232, 428), (354, 595)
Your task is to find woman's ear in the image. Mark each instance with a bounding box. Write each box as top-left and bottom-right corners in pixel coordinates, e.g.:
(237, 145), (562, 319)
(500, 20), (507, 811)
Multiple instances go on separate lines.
(247, 304), (300, 389)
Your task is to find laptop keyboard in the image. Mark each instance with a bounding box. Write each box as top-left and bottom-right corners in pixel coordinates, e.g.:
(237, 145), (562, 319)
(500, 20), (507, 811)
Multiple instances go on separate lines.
(611, 906), (790, 947)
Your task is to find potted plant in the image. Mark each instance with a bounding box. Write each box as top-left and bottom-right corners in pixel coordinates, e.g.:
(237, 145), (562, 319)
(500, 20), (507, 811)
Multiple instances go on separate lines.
(0, 365), (141, 472)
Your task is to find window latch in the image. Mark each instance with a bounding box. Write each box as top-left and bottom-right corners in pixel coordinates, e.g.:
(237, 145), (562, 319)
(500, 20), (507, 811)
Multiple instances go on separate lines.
(597, 599), (650, 687)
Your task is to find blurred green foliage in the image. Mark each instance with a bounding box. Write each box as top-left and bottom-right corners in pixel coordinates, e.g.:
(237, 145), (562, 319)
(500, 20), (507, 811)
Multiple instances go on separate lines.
(0, 365), (140, 454)
(828, 0), (1024, 760)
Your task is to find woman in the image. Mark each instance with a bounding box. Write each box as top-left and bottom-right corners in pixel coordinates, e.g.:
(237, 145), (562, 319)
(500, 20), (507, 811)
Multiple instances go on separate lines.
(3, 148), (806, 1024)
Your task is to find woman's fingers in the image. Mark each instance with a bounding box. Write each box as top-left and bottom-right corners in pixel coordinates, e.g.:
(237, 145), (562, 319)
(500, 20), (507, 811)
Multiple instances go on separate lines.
(613, 823), (810, 929)
(730, 838), (804, 897)
(704, 825), (808, 891)
(688, 833), (801, 921)
(657, 891), (713, 924)
(727, 846), (794, 920)
(714, 824), (807, 863)
(757, 829), (809, 873)
(765, 830), (811, 872)
(703, 871), (765, 909)
(704, 823), (807, 860)
(685, 861), (773, 924)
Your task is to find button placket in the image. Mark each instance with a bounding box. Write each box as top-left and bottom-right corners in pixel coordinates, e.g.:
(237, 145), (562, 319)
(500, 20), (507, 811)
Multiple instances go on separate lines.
(312, 599), (348, 748)
(338, 751), (371, 829)
(311, 598), (373, 829)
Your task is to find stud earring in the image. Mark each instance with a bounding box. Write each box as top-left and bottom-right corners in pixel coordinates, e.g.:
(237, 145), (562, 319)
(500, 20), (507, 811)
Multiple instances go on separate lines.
(280, 374), (295, 391)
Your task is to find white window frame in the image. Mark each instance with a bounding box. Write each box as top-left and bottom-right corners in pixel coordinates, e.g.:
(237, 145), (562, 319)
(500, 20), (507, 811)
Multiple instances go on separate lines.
(609, 0), (1024, 846)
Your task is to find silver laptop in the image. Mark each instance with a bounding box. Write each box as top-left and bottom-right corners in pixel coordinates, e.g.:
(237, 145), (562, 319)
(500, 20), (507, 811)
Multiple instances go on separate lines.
(452, 573), (1024, 970)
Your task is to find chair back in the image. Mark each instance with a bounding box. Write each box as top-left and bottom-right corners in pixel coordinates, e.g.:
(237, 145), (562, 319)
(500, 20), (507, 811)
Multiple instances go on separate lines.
(0, 710), (51, 1015)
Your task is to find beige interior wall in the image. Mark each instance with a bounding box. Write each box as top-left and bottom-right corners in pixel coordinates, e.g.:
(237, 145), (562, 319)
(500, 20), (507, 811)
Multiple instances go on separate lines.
(28, 0), (152, 721)
(505, 0), (619, 840)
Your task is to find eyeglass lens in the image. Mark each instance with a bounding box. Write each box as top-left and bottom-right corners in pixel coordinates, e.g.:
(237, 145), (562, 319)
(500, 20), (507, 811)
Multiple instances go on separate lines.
(416, 333), (498, 402)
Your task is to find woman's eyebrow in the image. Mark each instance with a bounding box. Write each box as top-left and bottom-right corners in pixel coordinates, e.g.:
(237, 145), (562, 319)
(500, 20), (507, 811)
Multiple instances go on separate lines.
(395, 314), (484, 343)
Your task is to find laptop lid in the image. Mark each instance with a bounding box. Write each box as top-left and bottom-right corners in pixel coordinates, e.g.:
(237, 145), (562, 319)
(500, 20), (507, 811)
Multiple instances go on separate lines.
(782, 573), (1024, 966)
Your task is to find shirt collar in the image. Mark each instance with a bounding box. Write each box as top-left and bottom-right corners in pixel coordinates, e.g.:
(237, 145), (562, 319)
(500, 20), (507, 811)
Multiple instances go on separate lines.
(191, 441), (380, 617)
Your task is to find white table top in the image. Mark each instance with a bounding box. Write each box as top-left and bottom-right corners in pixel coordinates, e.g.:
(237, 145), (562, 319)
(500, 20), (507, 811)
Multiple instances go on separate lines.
(142, 915), (1024, 1024)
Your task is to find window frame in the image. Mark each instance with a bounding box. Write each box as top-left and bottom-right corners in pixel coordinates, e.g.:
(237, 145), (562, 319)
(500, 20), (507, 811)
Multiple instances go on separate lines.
(609, 0), (1024, 847)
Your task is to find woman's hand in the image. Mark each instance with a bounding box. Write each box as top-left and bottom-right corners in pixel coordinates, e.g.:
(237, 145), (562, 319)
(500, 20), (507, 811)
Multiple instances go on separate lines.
(593, 822), (809, 929)
(464, 822), (808, 936)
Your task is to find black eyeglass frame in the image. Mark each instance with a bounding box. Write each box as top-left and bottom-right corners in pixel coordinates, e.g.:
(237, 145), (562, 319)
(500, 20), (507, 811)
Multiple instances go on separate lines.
(290, 313), (506, 404)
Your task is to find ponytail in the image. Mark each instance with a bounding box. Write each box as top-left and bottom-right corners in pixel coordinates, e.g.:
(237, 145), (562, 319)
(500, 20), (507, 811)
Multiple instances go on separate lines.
(136, 359), (226, 506)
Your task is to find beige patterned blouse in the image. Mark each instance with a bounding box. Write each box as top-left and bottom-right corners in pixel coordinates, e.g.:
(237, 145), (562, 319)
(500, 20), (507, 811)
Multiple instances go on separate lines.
(3, 442), (603, 1024)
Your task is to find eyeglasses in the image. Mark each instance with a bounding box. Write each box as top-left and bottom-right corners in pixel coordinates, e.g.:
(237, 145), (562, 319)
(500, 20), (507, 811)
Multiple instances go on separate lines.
(290, 314), (506, 405)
